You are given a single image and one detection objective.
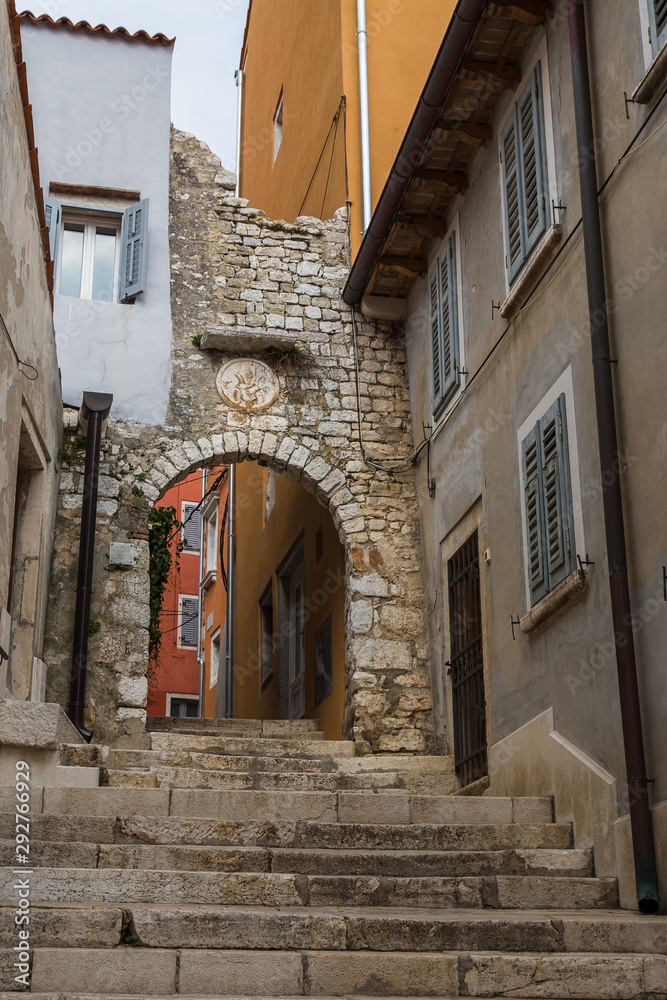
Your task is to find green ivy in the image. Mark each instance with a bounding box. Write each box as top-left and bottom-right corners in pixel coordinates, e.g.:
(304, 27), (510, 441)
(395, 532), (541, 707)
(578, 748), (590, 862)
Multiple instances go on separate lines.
(148, 505), (182, 664)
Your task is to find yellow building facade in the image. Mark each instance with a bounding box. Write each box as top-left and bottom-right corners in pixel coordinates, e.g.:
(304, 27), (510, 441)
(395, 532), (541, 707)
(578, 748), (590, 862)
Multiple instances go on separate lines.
(238, 0), (456, 255)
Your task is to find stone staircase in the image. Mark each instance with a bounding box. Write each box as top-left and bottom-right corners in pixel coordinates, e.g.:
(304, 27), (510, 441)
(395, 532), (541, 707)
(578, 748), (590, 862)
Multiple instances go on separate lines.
(0, 717), (666, 998)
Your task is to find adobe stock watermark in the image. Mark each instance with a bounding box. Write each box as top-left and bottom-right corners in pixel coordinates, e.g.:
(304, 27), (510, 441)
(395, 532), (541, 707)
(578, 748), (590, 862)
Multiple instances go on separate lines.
(14, 760), (32, 989)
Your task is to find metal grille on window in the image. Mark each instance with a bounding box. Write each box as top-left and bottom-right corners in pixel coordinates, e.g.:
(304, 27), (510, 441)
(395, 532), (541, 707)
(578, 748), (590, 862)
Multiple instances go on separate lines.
(447, 530), (488, 788)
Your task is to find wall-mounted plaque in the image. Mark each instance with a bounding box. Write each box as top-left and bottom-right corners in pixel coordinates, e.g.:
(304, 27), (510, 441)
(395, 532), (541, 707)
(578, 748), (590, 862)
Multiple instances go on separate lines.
(314, 615), (333, 707)
(109, 542), (135, 566)
(216, 358), (280, 411)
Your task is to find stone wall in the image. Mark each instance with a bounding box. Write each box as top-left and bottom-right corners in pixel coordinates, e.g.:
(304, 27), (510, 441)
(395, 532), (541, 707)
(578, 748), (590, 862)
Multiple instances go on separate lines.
(43, 129), (435, 753)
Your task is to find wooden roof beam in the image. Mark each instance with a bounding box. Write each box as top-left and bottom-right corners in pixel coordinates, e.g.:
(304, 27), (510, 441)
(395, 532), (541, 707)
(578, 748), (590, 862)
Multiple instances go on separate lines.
(396, 214), (450, 239)
(462, 59), (522, 86)
(413, 168), (468, 193)
(439, 120), (493, 145)
(490, 0), (552, 26)
(378, 255), (427, 278)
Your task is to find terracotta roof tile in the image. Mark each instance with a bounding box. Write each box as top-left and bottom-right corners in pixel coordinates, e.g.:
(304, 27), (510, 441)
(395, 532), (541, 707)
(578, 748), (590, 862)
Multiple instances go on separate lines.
(18, 10), (175, 46)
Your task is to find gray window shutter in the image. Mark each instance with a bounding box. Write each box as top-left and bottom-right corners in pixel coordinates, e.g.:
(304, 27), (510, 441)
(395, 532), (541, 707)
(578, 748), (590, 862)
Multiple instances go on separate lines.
(649, 0), (667, 54)
(44, 196), (61, 262)
(539, 393), (576, 590)
(120, 199), (149, 302)
(501, 113), (523, 284)
(180, 596), (199, 646)
(522, 422), (548, 606)
(429, 269), (441, 405)
(441, 232), (459, 403)
(182, 503), (201, 551)
(517, 65), (548, 259)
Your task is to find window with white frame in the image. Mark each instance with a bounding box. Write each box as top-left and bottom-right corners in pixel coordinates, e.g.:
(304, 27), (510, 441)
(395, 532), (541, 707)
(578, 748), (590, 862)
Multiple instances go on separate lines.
(181, 502), (201, 552)
(428, 229), (462, 418)
(500, 63), (550, 286)
(179, 594), (199, 647)
(167, 694), (199, 717)
(259, 582), (274, 689)
(273, 92), (284, 163)
(647, 0), (667, 55)
(520, 392), (577, 607)
(206, 511), (218, 573)
(210, 629), (221, 689)
(45, 197), (149, 303)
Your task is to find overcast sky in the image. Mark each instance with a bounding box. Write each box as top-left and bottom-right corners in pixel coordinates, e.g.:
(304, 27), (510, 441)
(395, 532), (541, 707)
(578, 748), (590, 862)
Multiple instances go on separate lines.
(19, 0), (249, 170)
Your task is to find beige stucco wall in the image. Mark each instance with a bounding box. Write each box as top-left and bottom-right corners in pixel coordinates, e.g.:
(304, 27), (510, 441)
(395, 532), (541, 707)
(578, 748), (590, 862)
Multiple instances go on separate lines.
(0, 0), (62, 700)
(402, 0), (666, 898)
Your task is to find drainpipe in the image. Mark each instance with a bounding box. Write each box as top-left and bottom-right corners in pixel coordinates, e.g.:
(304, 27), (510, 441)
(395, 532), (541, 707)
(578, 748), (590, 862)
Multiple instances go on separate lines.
(224, 464), (236, 717)
(67, 391), (113, 742)
(234, 68), (244, 198)
(568, 0), (659, 913)
(196, 475), (205, 718)
(356, 0), (372, 232)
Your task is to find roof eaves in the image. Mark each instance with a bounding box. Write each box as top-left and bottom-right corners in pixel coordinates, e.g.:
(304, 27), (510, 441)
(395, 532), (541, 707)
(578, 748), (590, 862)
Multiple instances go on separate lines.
(17, 10), (175, 46)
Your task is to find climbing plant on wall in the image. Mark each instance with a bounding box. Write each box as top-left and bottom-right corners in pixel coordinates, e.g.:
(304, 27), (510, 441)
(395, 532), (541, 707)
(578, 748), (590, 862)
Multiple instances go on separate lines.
(148, 505), (182, 664)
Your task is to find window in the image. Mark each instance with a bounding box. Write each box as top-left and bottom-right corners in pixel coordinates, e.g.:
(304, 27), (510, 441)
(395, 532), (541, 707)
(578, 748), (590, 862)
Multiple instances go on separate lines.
(210, 629), (221, 689)
(45, 196), (148, 303)
(648, 0), (667, 55)
(181, 502), (201, 552)
(179, 594), (199, 647)
(206, 511), (218, 573)
(168, 695), (198, 717)
(259, 582), (274, 689)
(429, 230), (461, 417)
(521, 393), (576, 607)
(273, 92), (284, 163)
(500, 64), (550, 286)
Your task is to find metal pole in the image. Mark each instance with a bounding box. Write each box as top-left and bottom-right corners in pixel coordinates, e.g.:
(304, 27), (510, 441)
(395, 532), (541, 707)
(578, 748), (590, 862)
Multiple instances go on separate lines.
(196, 474), (205, 717)
(224, 463), (236, 718)
(568, 0), (659, 913)
(234, 69), (244, 199)
(356, 0), (372, 232)
(68, 392), (112, 742)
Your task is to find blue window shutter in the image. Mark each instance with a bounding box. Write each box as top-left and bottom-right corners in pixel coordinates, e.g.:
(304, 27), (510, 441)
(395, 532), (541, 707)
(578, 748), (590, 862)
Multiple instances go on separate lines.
(517, 65), (548, 259)
(429, 267), (442, 408)
(522, 421), (548, 606)
(501, 112), (523, 284)
(120, 199), (149, 302)
(539, 393), (576, 590)
(180, 596), (199, 646)
(44, 196), (61, 263)
(649, 0), (667, 54)
(442, 232), (460, 403)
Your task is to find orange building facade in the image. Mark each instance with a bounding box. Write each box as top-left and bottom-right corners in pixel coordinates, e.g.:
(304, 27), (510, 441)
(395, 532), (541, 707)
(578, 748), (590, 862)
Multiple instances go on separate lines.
(238, 0), (456, 255)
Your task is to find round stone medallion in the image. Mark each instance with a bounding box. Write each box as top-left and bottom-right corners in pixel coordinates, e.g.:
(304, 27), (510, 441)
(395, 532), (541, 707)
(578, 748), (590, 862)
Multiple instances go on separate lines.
(215, 358), (280, 411)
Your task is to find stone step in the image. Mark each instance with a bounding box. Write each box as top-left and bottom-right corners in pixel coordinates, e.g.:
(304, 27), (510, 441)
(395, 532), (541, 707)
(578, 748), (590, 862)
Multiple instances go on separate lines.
(98, 766), (455, 793)
(148, 733), (354, 756)
(3, 904), (663, 954)
(0, 813), (572, 851)
(0, 840), (594, 877)
(145, 716), (321, 735)
(4, 946), (666, 997)
(0, 867), (619, 908)
(12, 785), (552, 826)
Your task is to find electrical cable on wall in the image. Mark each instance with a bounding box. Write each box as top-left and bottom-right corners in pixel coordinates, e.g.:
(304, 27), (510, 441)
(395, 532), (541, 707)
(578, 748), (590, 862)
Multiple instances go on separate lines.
(297, 97), (346, 219)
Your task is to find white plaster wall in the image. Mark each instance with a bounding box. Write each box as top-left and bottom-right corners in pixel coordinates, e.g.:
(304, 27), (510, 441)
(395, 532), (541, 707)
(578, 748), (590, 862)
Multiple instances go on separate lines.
(20, 23), (173, 424)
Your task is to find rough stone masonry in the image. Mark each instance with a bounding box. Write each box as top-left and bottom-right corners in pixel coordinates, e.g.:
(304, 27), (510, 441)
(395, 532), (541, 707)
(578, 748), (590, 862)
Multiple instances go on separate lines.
(43, 128), (435, 753)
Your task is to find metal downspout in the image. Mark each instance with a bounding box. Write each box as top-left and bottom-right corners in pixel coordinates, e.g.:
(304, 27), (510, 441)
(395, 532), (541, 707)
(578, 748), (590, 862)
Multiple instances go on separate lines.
(196, 474), (205, 717)
(568, 0), (659, 913)
(356, 0), (372, 232)
(224, 464), (236, 717)
(234, 69), (244, 198)
(67, 392), (113, 742)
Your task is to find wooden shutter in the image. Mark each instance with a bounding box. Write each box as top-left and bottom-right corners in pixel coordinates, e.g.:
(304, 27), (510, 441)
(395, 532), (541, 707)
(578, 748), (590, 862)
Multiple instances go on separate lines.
(518, 65), (548, 259)
(539, 393), (575, 590)
(521, 422), (548, 606)
(120, 199), (149, 301)
(180, 596), (199, 646)
(182, 503), (201, 551)
(44, 196), (61, 262)
(649, 0), (667, 54)
(501, 114), (523, 283)
(430, 233), (461, 416)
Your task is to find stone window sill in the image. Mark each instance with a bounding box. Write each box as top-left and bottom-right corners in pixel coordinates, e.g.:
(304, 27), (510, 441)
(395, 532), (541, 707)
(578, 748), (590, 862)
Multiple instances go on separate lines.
(632, 40), (667, 105)
(201, 568), (217, 591)
(201, 325), (298, 353)
(520, 567), (587, 636)
(500, 224), (563, 321)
